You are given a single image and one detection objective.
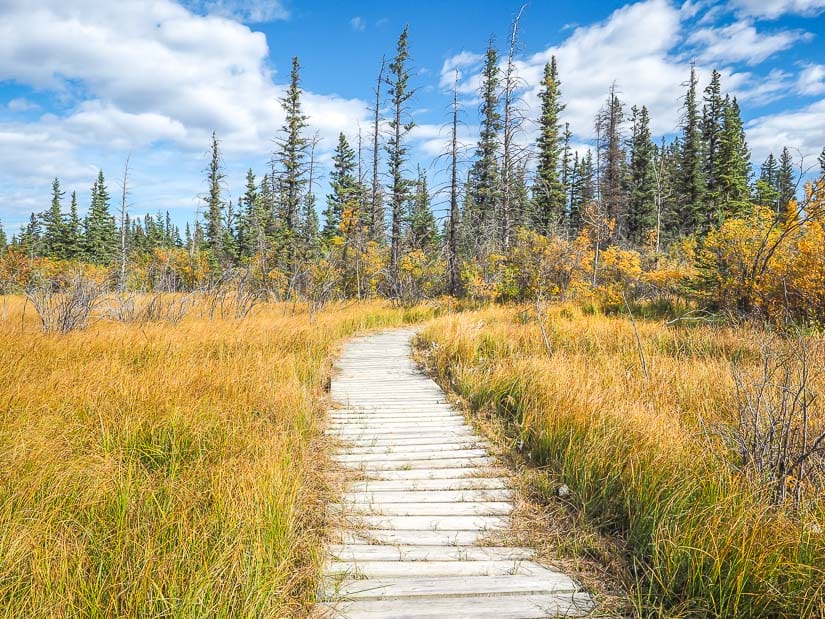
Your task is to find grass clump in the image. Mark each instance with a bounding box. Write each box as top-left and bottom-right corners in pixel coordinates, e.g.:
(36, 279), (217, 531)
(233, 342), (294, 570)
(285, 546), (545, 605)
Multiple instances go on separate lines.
(419, 304), (825, 618)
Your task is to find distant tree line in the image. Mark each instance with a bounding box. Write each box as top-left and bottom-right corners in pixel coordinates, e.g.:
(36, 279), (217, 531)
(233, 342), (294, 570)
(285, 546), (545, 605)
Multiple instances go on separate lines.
(2, 23), (824, 316)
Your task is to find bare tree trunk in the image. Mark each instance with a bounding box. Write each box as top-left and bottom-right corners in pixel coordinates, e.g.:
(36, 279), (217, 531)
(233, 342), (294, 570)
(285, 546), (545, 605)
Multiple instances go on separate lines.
(448, 71), (461, 296)
(501, 4), (526, 250)
(119, 154), (131, 292)
(371, 57), (386, 243)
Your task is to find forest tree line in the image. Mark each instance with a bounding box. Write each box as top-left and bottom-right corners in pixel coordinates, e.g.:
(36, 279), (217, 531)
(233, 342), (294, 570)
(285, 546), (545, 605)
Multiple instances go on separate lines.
(1, 25), (824, 321)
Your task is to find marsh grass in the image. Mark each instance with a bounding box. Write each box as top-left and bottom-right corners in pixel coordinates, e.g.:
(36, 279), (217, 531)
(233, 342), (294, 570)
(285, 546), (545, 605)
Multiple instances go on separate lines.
(419, 305), (825, 618)
(0, 295), (437, 617)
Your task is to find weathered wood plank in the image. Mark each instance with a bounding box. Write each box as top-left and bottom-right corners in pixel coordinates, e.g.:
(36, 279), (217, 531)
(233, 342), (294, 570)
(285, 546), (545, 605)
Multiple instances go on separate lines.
(328, 544), (534, 562)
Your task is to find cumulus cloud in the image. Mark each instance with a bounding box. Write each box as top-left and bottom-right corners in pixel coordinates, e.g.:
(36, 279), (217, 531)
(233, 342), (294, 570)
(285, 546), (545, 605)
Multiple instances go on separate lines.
(446, 0), (697, 141)
(438, 0), (817, 162)
(687, 21), (805, 65)
(730, 0), (825, 18)
(0, 0), (369, 153)
(350, 16), (366, 32)
(746, 98), (825, 162)
(0, 0), (371, 223)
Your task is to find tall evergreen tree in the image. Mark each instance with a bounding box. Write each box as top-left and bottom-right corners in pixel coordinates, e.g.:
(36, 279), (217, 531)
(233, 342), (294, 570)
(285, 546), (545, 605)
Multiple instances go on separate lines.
(43, 177), (70, 259)
(702, 69), (725, 210)
(467, 42), (502, 248)
(275, 56), (309, 266)
(324, 132), (357, 240)
(204, 131), (225, 256)
(676, 65), (706, 235)
(0, 219), (7, 256)
(568, 150), (596, 237)
(85, 170), (117, 264)
(407, 168), (438, 250)
(17, 213), (42, 257)
(777, 146), (796, 214)
(716, 97), (750, 219)
(818, 146), (825, 177)
(66, 190), (82, 259)
(237, 169), (258, 257)
(754, 153), (780, 209)
(386, 25), (414, 279)
(625, 105), (657, 245)
(531, 57), (566, 234)
(595, 84), (626, 239)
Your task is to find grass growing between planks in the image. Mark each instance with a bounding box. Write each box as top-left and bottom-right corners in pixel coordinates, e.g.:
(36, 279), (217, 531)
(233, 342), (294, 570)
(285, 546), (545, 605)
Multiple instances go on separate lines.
(418, 305), (825, 618)
(0, 296), (439, 617)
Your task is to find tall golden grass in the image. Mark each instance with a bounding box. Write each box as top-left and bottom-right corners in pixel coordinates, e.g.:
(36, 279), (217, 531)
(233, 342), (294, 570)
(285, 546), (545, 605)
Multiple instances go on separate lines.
(0, 296), (436, 617)
(419, 305), (825, 617)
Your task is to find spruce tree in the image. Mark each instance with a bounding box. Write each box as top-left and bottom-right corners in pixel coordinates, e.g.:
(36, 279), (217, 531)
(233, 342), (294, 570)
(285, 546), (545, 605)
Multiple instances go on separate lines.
(19, 213), (43, 257)
(0, 219), (7, 256)
(43, 178), (68, 259)
(625, 105), (657, 245)
(66, 190), (82, 259)
(818, 147), (825, 177)
(408, 168), (438, 251)
(595, 84), (626, 239)
(386, 26), (414, 279)
(531, 57), (566, 234)
(676, 65), (706, 235)
(204, 131), (225, 256)
(467, 42), (501, 247)
(716, 97), (750, 219)
(702, 69), (725, 210)
(84, 171), (117, 264)
(275, 56), (309, 266)
(754, 153), (780, 210)
(777, 147), (796, 214)
(324, 132), (357, 240)
(237, 169), (258, 257)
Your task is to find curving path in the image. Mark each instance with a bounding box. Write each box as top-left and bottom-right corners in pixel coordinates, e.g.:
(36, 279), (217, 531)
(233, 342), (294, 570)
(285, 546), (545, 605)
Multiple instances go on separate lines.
(316, 329), (594, 618)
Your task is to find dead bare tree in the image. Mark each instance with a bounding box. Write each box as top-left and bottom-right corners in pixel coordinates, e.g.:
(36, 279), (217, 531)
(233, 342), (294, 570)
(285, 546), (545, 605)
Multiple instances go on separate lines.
(370, 57), (386, 243)
(501, 4), (527, 250)
(27, 274), (104, 333)
(722, 336), (825, 507)
(118, 154), (131, 292)
(447, 71), (461, 296)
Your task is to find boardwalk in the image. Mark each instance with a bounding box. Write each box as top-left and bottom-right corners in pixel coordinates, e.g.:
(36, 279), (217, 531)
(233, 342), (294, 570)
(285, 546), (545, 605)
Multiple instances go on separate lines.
(317, 329), (594, 618)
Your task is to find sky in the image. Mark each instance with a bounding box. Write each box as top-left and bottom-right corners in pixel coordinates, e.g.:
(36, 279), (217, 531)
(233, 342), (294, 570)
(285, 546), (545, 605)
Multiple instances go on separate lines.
(0, 0), (824, 233)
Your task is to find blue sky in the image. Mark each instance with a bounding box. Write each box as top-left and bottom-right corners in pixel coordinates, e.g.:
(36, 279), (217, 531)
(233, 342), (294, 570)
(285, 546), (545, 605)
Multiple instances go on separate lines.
(1, 0), (824, 233)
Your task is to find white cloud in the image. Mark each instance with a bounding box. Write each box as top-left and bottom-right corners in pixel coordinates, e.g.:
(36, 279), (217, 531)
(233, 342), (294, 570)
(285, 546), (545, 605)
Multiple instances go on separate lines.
(453, 0), (691, 139)
(6, 98), (40, 112)
(441, 0), (814, 160)
(184, 0), (289, 23)
(350, 16), (365, 32)
(797, 64), (825, 95)
(746, 98), (825, 163)
(732, 69), (793, 104)
(439, 51), (484, 89)
(0, 0), (370, 224)
(731, 0), (825, 18)
(0, 0), (368, 153)
(687, 21), (806, 65)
